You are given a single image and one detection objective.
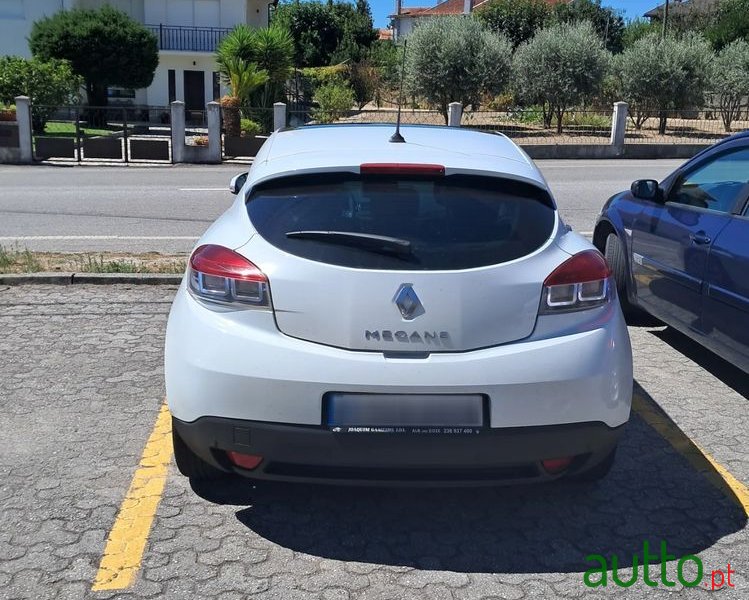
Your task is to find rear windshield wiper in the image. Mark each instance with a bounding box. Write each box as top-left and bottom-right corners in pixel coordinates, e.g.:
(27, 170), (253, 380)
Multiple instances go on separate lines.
(285, 230), (412, 257)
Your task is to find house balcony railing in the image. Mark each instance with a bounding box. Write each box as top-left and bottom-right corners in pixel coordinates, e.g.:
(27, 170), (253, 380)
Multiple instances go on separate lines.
(146, 24), (232, 53)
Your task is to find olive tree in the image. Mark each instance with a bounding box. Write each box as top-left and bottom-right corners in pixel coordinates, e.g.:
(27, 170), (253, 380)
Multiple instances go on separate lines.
(614, 33), (713, 134)
(713, 40), (749, 131)
(513, 22), (610, 133)
(405, 16), (512, 123)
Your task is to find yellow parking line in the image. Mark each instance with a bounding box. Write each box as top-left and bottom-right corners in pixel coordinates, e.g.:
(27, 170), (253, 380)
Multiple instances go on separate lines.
(633, 392), (749, 516)
(92, 403), (173, 591)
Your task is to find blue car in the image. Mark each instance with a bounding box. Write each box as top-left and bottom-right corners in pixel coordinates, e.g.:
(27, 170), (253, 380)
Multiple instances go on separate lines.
(594, 132), (749, 373)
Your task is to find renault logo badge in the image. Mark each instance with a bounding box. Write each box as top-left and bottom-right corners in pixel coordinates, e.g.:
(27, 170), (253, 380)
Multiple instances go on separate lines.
(394, 284), (425, 320)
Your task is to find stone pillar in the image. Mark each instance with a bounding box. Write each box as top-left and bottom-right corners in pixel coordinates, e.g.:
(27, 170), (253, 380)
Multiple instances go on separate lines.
(15, 96), (32, 164)
(610, 101), (628, 154)
(273, 102), (286, 131)
(170, 101), (185, 164)
(448, 102), (462, 127)
(206, 101), (221, 164)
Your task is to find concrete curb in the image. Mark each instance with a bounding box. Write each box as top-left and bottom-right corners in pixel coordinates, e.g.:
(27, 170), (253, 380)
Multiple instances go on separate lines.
(0, 272), (183, 285)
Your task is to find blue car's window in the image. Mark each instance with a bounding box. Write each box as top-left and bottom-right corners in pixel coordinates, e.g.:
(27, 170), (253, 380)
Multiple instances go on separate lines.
(247, 174), (555, 270)
(670, 148), (749, 213)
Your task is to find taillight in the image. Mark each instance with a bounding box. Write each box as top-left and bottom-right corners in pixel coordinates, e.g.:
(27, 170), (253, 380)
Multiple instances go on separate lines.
(188, 244), (270, 307)
(541, 250), (612, 313)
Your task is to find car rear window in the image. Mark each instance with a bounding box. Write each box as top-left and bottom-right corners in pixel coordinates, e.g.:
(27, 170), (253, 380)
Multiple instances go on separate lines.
(246, 173), (556, 270)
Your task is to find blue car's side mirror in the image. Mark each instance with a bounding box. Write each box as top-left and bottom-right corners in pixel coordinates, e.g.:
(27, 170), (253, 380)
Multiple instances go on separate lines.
(631, 179), (661, 201)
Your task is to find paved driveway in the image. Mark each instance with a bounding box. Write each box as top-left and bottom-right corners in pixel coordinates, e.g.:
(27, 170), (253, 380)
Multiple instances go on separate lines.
(0, 285), (746, 599)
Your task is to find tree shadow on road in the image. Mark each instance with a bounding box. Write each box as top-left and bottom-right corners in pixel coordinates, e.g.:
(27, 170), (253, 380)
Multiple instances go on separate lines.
(191, 382), (746, 574)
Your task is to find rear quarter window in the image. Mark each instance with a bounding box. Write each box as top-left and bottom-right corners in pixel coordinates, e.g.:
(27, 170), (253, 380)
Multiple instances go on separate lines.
(246, 173), (556, 270)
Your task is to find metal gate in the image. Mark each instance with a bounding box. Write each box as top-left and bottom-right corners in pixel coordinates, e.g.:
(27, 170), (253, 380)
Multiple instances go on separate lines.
(31, 105), (172, 163)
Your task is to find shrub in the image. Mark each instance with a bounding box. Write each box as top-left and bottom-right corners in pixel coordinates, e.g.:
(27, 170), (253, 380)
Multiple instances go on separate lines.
(405, 16), (513, 123)
(313, 82), (354, 123)
(614, 33), (713, 134)
(712, 40), (749, 131)
(0, 56), (81, 132)
(348, 61), (379, 109)
(240, 118), (263, 137)
(513, 22), (610, 133)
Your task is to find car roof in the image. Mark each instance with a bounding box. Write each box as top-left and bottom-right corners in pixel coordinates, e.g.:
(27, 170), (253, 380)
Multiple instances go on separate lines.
(247, 124), (548, 189)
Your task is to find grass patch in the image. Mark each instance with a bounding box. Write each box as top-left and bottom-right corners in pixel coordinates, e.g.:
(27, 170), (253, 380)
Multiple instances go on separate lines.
(0, 246), (186, 274)
(78, 255), (140, 273)
(44, 122), (118, 137)
(0, 245), (43, 272)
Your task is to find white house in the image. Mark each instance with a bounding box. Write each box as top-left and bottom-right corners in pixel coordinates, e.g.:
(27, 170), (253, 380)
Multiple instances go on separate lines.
(0, 0), (276, 108)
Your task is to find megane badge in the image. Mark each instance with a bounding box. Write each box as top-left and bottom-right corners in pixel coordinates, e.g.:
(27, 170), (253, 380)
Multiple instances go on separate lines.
(394, 284), (425, 320)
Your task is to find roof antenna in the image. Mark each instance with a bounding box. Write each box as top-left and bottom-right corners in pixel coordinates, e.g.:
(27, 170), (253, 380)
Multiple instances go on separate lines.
(390, 40), (407, 144)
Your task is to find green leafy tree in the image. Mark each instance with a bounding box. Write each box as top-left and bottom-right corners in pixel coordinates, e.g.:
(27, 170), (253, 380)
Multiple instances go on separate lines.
(28, 6), (157, 107)
(0, 56), (81, 132)
(707, 0), (749, 50)
(551, 0), (625, 53)
(331, 0), (379, 63)
(614, 33), (713, 134)
(405, 16), (513, 123)
(712, 39), (749, 131)
(273, 1), (344, 67)
(513, 21), (610, 133)
(273, 0), (377, 67)
(476, 0), (551, 49)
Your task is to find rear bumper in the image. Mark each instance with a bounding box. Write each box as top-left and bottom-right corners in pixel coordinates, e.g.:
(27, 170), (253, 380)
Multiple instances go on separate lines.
(165, 286), (633, 430)
(173, 416), (624, 485)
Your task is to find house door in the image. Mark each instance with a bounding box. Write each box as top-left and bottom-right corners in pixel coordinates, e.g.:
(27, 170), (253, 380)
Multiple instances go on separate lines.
(183, 71), (205, 112)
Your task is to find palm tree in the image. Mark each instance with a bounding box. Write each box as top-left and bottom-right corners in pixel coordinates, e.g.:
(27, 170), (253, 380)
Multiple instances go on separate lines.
(216, 25), (294, 132)
(219, 57), (268, 137)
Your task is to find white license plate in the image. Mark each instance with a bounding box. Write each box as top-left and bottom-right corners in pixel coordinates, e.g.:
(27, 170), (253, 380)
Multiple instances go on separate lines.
(325, 393), (485, 430)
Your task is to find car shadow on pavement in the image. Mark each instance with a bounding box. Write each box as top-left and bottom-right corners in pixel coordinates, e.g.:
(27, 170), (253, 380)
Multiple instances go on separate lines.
(651, 327), (749, 399)
(191, 382), (746, 574)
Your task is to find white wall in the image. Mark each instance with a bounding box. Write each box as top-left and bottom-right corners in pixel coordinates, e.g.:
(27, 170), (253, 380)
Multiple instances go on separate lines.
(0, 0), (76, 58)
(245, 0), (268, 28)
(144, 0), (249, 27)
(147, 53), (223, 106)
(393, 16), (418, 41)
(0, 0), (145, 58)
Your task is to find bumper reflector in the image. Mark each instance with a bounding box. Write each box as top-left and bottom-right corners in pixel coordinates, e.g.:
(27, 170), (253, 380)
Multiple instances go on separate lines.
(227, 451), (263, 470)
(541, 457), (573, 475)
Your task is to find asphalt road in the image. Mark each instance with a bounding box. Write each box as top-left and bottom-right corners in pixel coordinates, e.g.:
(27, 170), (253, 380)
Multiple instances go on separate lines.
(0, 160), (684, 253)
(1, 284), (746, 598)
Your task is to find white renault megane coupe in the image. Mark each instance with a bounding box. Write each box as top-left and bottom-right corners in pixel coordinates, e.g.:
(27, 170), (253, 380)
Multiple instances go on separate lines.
(165, 124), (632, 485)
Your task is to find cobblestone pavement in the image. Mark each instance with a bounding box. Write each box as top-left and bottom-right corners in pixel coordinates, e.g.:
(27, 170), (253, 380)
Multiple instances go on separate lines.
(0, 285), (746, 600)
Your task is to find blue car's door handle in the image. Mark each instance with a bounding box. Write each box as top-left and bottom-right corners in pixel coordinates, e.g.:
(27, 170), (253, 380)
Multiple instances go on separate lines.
(690, 231), (712, 245)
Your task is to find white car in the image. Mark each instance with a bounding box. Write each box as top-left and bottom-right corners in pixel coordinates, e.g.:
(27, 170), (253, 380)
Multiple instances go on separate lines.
(165, 124), (632, 485)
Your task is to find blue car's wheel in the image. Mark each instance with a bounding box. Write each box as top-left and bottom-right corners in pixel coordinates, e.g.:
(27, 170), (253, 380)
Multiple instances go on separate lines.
(604, 234), (638, 318)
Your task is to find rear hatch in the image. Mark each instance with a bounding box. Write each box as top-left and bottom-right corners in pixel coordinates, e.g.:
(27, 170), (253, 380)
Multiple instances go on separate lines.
(240, 170), (560, 352)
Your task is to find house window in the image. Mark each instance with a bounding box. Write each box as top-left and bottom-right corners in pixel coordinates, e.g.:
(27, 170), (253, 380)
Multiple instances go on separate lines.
(168, 70), (176, 104)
